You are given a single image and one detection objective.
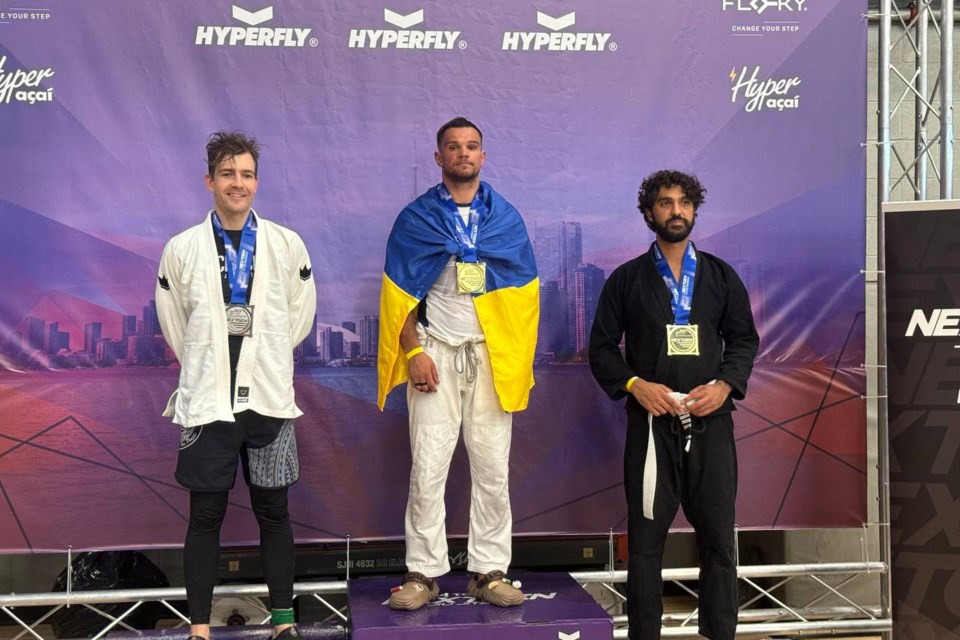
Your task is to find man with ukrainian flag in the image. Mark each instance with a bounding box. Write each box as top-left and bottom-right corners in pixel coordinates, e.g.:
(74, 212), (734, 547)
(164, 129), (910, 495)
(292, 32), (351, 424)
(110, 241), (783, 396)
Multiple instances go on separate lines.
(377, 117), (539, 611)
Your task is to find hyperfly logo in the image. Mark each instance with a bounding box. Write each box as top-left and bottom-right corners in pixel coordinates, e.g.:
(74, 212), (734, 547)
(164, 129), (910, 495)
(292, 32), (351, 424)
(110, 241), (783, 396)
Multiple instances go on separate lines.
(195, 4), (315, 47)
(0, 55), (55, 105)
(722, 0), (808, 13)
(502, 10), (616, 52)
(729, 66), (801, 112)
(348, 9), (462, 49)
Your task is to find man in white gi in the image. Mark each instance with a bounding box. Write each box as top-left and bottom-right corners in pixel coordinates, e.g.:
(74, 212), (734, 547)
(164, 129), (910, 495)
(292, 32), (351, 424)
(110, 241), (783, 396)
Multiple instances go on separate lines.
(376, 117), (540, 611)
(156, 131), (316, 640)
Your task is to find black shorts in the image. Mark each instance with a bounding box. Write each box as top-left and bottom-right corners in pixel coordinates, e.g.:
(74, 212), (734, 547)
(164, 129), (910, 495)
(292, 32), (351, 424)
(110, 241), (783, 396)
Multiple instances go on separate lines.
(175, 411), (300, 491)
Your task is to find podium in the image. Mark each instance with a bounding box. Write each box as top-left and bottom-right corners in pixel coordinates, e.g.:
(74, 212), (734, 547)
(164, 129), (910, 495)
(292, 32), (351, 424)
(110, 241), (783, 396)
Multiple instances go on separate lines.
(348, 572), (613, 640)
(109, 623), (346, 640)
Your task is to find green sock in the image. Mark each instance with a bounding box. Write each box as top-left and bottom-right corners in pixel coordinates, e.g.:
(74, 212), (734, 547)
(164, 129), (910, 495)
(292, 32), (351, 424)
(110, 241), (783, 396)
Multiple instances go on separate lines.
(271, 608), (295, 625)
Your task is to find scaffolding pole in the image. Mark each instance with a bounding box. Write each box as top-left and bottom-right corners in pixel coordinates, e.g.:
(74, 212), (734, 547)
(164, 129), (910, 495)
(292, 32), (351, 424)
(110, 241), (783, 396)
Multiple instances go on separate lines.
(876, 2), (893, 639)
(915, 2), (929, 198)
(941, 0), (955, 197)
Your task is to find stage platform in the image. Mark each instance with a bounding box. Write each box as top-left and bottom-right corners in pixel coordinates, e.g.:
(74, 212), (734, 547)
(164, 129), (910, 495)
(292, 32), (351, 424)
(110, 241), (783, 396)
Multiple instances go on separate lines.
(348, 571), (612, 640)
(108, 623), (347, 640)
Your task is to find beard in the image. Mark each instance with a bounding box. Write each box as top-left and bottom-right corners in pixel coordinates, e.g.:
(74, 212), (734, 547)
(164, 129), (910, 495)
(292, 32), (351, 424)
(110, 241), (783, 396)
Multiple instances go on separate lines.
(443, 164), (480, 184)
(652, 215), (694, 243)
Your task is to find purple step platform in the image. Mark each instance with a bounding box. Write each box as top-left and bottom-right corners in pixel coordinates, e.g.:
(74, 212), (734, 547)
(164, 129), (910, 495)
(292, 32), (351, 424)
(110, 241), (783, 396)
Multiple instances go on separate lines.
(349, 572), (612, 640)
(108, 623), (346, 640)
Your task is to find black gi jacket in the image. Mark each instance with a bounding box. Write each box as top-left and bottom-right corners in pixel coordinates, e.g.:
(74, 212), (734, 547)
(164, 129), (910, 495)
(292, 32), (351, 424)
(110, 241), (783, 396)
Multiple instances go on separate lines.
(589, 244), (759, 414)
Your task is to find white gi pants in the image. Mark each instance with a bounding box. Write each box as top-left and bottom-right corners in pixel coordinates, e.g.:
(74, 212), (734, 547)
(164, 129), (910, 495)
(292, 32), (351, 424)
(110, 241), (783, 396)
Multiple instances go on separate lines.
(404, 331), (513, 577)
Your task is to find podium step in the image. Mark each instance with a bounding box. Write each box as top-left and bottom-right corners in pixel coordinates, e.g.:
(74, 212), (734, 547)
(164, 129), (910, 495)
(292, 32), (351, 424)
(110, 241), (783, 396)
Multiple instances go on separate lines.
(108, 623), (346, 640)
(349, 572), (612, 639)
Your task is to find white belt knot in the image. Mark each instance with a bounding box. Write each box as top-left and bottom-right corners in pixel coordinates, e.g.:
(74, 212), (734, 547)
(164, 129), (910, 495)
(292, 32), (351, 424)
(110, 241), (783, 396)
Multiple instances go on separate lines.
(454, 340), (481, 383)
(642, 381), (719, 520)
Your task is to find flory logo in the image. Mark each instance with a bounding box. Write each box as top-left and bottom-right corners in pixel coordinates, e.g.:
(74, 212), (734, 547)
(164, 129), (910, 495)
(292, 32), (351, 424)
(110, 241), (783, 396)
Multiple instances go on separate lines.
(195, 4), (315, 47)
(0, 55), (55, 105)
(348, 8), (462, 49)
(502, 10), (616, 52)
(722, 0), (808, 13)
(729, 66), (801, 112)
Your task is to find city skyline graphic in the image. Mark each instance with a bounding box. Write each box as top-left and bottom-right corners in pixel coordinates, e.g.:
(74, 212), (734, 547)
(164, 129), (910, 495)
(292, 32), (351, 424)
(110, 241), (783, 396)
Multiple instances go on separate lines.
(5, 219), (771, 369)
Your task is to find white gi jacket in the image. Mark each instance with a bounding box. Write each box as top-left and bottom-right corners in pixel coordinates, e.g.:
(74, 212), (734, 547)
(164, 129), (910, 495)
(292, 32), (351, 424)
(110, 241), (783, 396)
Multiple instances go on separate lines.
(155, 210), (317, 427)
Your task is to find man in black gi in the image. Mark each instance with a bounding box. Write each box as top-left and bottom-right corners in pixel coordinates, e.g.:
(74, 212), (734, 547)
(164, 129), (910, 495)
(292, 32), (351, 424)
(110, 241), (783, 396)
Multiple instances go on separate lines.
(588, 170), (759, 640)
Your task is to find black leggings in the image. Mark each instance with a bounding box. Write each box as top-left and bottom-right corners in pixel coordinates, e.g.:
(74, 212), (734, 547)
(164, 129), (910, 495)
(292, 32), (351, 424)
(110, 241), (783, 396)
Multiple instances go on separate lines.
(184, 486), (295, 624)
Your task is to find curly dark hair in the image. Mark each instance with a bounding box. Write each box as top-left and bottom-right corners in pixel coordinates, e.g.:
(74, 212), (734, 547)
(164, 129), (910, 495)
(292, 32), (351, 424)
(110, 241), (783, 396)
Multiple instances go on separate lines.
(637, 170), (706, 230)
(436, 117), (483, 148)
(206, 131), (262, 177)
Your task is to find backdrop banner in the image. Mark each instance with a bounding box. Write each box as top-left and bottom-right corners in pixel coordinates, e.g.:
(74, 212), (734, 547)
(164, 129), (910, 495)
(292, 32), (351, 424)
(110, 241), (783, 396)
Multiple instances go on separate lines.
(884, 200), (960, 640)
(0, 0), (866, 552)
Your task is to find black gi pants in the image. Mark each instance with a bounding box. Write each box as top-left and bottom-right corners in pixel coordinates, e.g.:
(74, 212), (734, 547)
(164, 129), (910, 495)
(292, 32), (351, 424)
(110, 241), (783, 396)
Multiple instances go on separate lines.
(624, 409), (738, 640)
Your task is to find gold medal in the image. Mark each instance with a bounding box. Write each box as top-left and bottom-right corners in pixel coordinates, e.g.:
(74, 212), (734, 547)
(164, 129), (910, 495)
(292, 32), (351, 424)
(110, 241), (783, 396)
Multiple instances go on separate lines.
(225, 304), (254, 336)
(456, 261), (486, 294)
(666, 324), (699, 356)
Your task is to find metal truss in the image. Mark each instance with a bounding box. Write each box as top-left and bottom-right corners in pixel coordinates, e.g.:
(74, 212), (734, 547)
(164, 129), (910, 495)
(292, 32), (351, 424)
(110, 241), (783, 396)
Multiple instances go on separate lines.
(877, 0), (955, 201)
(0, 581), (348, 640)
(0, 562), (888, 640)
(576, 563), (890, 638)
(874, 4), (955, 640)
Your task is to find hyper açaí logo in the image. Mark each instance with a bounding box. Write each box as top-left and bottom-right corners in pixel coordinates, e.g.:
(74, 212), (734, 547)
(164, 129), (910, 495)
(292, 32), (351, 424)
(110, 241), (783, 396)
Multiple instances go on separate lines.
(348, 8), (462, 49)
(0, 55), (55, 105)
(502, 10), (615, 52)
(195, 4), (315, 47)
(729, 66), (801, 112)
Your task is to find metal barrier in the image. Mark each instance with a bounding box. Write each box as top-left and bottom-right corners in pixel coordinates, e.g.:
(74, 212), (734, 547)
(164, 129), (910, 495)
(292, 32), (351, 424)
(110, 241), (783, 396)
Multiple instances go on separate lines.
(575, 562), (891, 638)
(0, 562), (890, 639)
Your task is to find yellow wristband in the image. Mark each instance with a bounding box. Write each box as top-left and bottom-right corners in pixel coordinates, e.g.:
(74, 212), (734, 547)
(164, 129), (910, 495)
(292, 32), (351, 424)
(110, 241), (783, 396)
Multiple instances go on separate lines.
(405, 346), (424, 359)
(625, 376), (639, 391)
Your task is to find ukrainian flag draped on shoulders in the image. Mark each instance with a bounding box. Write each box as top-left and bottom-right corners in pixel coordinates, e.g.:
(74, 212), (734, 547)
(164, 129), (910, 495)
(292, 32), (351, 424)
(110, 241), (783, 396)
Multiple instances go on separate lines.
(377, 181), (539, 412)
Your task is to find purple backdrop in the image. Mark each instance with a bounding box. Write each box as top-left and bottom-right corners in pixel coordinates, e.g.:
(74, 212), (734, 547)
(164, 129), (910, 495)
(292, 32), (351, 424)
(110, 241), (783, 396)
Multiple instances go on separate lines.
(0, 0), (867, 552)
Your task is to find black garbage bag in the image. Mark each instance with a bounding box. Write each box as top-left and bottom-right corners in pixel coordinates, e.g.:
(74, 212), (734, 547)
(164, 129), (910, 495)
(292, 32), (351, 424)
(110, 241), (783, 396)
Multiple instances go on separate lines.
(50, 551), (170, 638)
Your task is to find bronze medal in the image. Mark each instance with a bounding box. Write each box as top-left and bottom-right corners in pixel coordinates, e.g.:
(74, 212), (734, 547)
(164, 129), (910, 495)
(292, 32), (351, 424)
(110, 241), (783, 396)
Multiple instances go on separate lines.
(666, 324), (699, 356)
(225, 304), (254, 337)
(456, 261), (486, 294)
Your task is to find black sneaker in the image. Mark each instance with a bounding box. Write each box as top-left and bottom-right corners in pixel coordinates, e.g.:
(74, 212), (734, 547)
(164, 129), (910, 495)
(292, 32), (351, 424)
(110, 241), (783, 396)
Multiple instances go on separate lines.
(272, 626), (300, 640)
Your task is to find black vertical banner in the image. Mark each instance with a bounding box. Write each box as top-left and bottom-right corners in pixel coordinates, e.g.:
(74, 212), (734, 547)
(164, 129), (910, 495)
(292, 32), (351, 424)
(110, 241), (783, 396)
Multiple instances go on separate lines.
(885, 201), (960, 640)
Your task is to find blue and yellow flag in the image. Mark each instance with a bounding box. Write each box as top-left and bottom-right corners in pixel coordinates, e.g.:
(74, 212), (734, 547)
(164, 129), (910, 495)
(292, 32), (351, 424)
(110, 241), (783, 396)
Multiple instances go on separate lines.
(377, 182), (539, 411)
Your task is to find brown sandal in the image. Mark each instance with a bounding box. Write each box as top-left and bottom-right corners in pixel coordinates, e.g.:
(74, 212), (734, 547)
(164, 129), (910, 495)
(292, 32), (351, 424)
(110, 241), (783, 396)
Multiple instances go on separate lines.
(388, 572), (440, 611)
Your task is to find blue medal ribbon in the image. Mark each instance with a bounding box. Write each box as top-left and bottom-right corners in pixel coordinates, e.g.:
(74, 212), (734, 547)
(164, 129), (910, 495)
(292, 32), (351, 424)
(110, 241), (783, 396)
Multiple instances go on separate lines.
(651, 241), (697, 325)
(437, 183), (485, 263)
(212, 211), (257, 304)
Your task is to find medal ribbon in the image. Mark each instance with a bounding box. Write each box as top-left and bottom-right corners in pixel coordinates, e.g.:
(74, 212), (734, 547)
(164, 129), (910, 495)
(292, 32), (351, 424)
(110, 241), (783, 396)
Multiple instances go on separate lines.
(212, 211), (257, 304)
(437, 183), (486, 263)
(651, 241), (697, 325)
